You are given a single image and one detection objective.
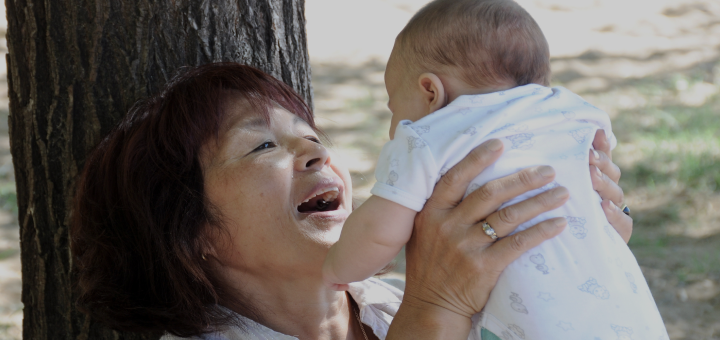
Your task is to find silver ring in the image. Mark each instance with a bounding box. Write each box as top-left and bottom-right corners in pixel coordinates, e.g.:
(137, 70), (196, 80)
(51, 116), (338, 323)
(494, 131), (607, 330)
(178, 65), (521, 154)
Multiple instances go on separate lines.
(480, 220), (498, 240)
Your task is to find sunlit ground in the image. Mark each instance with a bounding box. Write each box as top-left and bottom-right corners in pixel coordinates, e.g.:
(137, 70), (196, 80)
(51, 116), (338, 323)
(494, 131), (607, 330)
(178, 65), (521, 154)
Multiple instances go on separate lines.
(0, 0), (718, 339)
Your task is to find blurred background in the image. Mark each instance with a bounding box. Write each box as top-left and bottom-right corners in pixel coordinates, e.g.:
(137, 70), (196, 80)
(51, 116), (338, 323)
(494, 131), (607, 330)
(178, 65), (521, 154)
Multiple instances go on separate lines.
(1, 0), (719, 338)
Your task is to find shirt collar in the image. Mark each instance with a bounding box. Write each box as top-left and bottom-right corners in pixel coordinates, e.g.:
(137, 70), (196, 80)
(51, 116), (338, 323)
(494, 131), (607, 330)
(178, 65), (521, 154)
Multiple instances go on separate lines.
(348, 278), (404, 340)
(174, 278), (403, 340)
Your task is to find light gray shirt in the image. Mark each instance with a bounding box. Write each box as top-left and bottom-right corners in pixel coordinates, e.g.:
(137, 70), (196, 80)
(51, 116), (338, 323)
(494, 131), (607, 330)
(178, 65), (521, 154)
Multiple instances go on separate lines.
(161, 278), (403, 340)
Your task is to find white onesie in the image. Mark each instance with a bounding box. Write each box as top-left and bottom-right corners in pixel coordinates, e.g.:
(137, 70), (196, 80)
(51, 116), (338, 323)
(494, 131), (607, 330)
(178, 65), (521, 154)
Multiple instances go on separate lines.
(370, 84), (669, 340)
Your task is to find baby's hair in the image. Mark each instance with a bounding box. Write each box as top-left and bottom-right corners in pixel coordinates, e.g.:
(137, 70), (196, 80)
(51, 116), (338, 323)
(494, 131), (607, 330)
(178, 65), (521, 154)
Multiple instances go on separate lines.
(398, 0), (551, 88)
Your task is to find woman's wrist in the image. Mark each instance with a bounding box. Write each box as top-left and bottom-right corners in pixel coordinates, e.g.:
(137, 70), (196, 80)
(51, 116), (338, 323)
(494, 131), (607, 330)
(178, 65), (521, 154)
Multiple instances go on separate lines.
(387, 294), (472, 340)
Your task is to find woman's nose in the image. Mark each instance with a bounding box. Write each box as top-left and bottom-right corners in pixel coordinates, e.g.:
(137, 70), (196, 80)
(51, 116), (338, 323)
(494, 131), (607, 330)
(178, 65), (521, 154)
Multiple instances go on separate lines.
(294, 139), (330, 171)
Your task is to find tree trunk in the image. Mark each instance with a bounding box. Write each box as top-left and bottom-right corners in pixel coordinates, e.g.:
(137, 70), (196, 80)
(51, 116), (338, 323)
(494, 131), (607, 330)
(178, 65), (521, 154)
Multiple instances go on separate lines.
(5, 0), (311, 338)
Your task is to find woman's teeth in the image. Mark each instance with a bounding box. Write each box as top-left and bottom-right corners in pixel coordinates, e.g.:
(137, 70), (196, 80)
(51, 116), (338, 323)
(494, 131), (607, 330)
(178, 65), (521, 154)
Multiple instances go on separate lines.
(298, 187), (340, 212)
(319, 189), (339, 203)
(301, 187), (339, 204)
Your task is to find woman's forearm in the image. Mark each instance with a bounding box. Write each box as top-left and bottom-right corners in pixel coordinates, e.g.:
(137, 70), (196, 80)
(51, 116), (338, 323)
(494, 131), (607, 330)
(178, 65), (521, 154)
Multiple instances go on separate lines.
(386, 296), (472, 340)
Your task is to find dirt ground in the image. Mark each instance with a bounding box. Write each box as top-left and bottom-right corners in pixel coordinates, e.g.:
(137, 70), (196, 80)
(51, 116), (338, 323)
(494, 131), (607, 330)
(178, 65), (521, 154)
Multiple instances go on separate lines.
(1, 0), (719, 339)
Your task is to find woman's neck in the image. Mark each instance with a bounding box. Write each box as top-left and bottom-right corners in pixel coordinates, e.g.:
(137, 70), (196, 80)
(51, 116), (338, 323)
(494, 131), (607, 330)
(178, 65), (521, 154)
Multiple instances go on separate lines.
(221, 268), (363, 340)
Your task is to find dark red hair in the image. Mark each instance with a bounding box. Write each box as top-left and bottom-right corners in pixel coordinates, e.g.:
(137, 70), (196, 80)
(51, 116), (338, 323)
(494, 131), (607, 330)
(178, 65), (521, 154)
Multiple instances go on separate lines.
(71, 62), (314, 336)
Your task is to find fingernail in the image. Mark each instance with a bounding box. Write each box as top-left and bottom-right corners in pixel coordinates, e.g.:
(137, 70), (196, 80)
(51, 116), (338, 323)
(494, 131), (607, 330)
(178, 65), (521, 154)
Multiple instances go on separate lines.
(591, 149), (600, 160)
(554, 217), (567, 226)
(538, 166), (554, 178)
(487, 139), (502, 151)
(553, 187), (569, 199)
(596, 166), (602, 177)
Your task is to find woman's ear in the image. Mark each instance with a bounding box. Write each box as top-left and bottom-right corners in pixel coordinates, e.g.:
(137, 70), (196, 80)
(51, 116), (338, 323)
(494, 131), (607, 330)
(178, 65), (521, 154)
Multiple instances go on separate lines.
(418, 73), (447, 113)
(200, 243), (219, 263)
(200, 225), (223, 262)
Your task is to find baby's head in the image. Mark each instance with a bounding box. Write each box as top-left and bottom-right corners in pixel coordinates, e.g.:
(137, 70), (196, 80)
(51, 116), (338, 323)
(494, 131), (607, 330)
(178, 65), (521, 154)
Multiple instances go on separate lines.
(385, 0), (551, 138)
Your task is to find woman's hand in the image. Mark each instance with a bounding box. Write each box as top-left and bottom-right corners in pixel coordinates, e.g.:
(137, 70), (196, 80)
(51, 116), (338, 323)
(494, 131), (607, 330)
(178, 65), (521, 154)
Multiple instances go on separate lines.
(589, 130), (633, 243)
(387, 139), (569, 340)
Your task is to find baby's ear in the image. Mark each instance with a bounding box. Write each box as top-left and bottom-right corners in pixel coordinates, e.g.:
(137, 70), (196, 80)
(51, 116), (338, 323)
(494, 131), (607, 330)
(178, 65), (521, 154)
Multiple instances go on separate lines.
(418, 73), (447, 113)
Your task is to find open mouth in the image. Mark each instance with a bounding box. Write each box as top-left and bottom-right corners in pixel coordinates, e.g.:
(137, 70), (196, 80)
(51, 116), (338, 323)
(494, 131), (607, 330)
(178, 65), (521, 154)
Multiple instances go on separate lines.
(297, 187), (341, 213)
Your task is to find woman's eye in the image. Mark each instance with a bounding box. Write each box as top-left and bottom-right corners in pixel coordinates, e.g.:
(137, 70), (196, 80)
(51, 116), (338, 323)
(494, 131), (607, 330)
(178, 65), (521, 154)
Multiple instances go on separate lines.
(306, 136), (321, 144)
(252, 141), (276, 152)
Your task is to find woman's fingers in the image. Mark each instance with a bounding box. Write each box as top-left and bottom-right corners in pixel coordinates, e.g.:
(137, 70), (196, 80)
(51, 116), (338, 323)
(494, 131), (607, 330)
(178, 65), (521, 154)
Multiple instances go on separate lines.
(589, 148), (621, 183)
(602, 199), (633, 243)
(457, 165), (557, 223)
(480, 187), (569, 238)
(427, 139), (504, 210)
(486, 217), (567, 272)
(590, 129), (631, 242)
(592, 129), (612, 161)
(590, 165), (625, 206)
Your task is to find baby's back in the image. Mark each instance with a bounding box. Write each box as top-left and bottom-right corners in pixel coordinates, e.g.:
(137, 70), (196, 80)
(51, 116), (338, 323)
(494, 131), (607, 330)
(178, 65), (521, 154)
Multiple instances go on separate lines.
(375, 84), (668, 339)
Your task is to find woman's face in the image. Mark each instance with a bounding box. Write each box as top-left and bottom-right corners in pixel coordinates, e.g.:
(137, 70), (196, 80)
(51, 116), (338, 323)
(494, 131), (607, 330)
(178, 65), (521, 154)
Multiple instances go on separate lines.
(201, 95), (353, 279)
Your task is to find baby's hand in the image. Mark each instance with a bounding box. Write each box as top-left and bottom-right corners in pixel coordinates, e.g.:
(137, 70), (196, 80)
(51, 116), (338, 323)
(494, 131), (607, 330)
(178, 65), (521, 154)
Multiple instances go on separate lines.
(322, 258), (350, 291)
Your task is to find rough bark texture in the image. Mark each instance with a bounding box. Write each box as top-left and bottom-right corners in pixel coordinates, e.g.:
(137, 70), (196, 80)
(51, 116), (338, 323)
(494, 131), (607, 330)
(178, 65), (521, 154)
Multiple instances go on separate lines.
(5, 0), (311, 339)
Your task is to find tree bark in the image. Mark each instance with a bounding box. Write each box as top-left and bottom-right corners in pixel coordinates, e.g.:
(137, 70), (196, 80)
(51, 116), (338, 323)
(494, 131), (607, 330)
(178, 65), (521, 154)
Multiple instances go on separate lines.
(5, 0), (311, 339)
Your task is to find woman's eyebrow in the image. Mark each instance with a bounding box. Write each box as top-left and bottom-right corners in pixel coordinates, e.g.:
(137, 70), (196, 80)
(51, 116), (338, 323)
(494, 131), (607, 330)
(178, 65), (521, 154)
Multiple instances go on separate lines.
(230, 113), (306, 133)
(238, 117), (269, 129)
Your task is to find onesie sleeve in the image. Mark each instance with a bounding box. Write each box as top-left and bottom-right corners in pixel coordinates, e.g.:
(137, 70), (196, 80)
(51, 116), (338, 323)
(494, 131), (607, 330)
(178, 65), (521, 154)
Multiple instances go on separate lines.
(370, 121), (439, 212)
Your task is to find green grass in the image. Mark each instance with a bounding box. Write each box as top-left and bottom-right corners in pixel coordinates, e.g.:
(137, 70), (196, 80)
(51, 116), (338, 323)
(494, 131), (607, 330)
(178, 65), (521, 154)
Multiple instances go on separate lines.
(550, 66), (720, 282)
(347, 89), (378, 109)
(0, 248), (18, 261)
(688, 249), (720, 274)
(601, 73), (720, 281)
(671, 247), (720, 283)
(0, 183), (17, 215)
(614, 95), (720, 194)
(627, 233), (670, 248)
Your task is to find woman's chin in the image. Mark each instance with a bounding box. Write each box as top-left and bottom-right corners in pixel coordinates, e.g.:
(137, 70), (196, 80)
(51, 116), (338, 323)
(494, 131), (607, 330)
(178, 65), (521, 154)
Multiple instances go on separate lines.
(298, 206), (349, 230)
(300, 213), (346, 248)
(324, 222), (344, 245)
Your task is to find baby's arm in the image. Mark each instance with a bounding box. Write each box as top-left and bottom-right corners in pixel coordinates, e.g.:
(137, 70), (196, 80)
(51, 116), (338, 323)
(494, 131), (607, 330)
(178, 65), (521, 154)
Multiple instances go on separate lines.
(323, 195), (416, 289)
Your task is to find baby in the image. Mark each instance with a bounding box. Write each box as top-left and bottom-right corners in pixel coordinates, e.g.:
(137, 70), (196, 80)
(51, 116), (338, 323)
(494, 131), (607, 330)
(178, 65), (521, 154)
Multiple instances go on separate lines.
(323, 0), (669, 339)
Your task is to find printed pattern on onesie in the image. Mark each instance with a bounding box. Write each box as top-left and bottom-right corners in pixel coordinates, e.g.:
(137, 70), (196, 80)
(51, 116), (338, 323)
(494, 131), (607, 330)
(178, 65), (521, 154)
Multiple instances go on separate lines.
(370, 84), (668, 340)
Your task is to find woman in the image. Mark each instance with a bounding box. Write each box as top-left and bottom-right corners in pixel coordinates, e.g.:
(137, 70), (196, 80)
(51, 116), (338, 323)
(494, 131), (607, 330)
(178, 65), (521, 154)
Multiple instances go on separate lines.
(71, 63), (631, 340)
